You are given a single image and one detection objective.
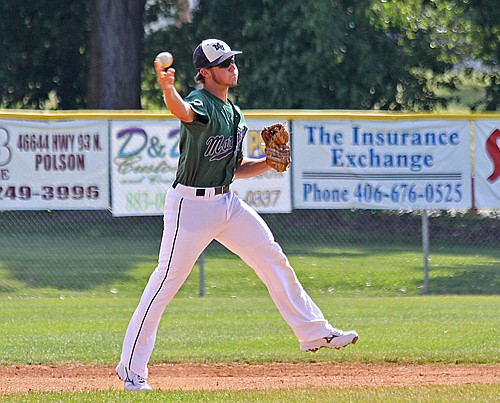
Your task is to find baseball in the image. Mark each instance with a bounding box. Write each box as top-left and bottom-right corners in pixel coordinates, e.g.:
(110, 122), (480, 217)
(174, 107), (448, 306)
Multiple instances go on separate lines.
(155, 52), (174, 69)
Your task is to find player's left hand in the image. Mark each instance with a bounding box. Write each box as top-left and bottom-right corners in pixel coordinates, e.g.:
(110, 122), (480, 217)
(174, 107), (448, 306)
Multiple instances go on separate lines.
(261, 123), (291, 172)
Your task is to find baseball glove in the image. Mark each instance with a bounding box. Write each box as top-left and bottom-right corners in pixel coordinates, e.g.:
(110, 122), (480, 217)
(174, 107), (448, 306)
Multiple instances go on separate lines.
(261, 123), (291, 172)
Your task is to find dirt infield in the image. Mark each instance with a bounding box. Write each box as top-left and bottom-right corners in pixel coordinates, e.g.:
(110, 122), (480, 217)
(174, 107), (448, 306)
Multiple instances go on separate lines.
(1, 363), (499, 393)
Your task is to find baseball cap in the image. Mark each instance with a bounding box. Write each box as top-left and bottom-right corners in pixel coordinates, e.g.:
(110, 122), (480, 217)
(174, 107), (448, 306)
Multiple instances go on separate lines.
(193, 39), (242, 71)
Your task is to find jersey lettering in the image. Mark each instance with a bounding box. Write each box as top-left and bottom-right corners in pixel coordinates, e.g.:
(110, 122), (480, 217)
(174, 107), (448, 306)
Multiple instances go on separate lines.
(205, 135), (234, 161)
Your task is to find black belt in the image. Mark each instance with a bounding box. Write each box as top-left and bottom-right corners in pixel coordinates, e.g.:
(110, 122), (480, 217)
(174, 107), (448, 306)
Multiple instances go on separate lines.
(172, 180), (230, 197)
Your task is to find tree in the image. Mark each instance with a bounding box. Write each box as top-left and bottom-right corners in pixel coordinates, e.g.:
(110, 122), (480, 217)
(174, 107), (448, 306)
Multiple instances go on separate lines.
(141, 0), (195, 108)
(0, 0), (189, 110)
(86, 0), (146, 109)
(142, 0), (453, 110)
(0, 0), (148, 110)
(235, 0), (449, 110)
(1, 0), (497, 111)
(370, 0), (500, 111)
(462, 0), (500, 110)
(143, 0), (498, 111)
(0, 0), (90, 109)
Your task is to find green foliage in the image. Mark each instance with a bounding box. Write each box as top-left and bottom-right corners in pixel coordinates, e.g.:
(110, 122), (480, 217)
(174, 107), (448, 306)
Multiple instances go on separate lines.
(0, 1), (497, 110)
(235, 0), (444, 110)
(142, 1), (198, 108)
(143, 0), (498, 111)
(370, 0), (499, 111)
(0, 0), (90, 109)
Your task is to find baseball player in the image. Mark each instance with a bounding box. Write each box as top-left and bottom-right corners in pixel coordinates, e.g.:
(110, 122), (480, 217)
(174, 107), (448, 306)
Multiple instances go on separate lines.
(116, 38), (358, 391)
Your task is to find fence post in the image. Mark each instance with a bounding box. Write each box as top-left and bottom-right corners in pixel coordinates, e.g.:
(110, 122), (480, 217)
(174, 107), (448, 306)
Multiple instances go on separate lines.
(199, 251), (205, 297)
(422, 210), (430, 295)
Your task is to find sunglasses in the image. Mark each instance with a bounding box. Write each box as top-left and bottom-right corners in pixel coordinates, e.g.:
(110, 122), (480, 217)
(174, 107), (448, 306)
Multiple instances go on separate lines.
(216, 57), (235, 69)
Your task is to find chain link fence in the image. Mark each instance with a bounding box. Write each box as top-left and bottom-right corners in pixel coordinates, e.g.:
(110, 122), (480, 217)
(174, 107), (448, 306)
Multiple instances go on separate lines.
(0, 208), (498, 297)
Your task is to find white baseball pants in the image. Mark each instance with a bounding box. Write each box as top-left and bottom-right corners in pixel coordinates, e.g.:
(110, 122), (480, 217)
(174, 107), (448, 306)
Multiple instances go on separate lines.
(119, 184), (334, 378)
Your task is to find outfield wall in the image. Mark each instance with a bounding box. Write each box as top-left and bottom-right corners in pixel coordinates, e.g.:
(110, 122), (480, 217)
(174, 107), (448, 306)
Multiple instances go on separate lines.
(1, 110), (499, 214)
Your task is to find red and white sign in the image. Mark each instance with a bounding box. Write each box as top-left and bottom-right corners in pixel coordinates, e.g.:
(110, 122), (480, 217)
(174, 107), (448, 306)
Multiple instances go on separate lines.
(474, 120), (500, 208)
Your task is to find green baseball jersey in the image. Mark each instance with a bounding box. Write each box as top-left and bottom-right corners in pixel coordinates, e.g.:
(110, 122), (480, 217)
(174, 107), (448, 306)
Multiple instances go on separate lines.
(175, 89), (247, 187)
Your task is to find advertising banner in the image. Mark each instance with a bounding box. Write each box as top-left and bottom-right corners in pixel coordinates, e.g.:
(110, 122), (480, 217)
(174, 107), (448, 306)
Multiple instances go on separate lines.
(230, 119), (292, 213)
(474, 120), (500, 208)
(110, 120), (179, 216)
(110, 119), (292, 216)
(293, 119), (472, 209)
(0, 119), (109, 210)
(2, 114), (479, 213)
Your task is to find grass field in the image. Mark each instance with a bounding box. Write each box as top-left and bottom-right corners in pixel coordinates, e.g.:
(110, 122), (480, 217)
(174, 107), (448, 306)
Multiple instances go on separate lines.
(2, 385), (500, 402)
(0, 218), (499, 400)
(1, 294), (499, 365)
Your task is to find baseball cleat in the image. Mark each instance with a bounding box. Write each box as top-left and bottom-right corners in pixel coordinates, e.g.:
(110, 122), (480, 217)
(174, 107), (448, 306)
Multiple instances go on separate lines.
(300, 329), (359, 352)
(115, 362), (152, 391)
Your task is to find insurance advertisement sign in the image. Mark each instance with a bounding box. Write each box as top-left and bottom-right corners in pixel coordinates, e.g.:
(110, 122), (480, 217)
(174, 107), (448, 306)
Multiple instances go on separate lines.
(292, 119), (472, 210)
